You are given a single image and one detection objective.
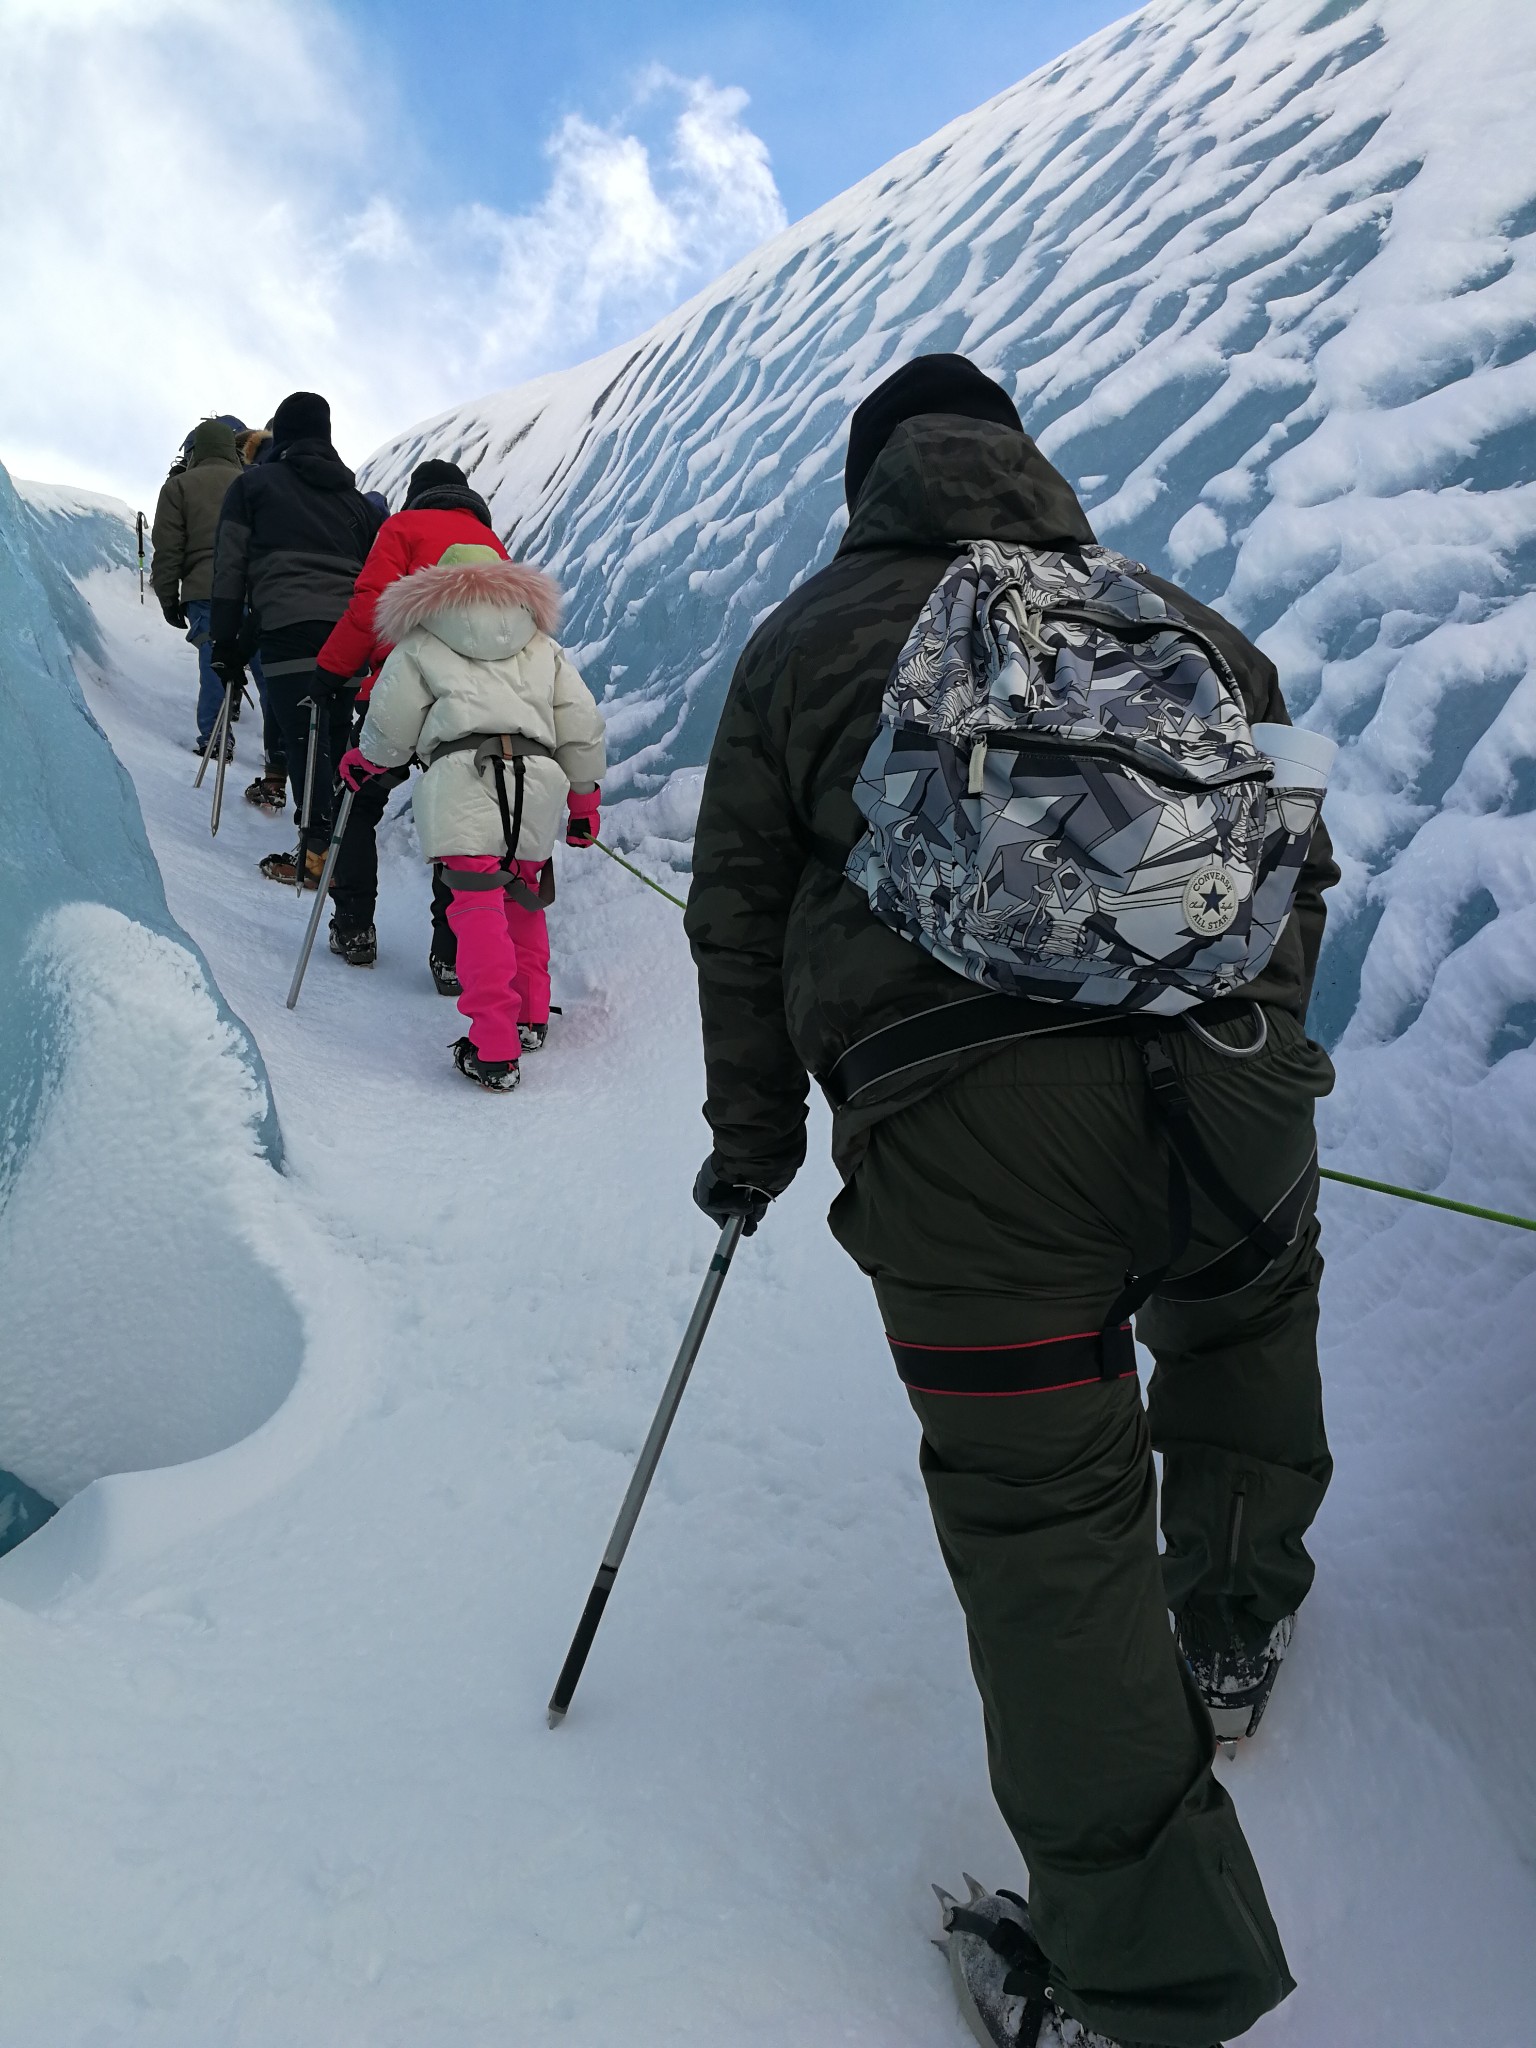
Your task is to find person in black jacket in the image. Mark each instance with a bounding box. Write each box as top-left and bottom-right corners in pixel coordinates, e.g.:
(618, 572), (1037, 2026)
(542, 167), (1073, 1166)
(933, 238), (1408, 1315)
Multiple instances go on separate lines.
(210, 391), (384, 886)
(685, 356), (1339, 2047)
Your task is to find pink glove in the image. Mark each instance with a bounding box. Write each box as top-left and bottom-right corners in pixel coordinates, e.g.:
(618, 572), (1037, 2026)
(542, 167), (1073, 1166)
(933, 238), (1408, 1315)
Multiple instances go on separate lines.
(566, 786), (601, 847)
(338, 746), (384, 792)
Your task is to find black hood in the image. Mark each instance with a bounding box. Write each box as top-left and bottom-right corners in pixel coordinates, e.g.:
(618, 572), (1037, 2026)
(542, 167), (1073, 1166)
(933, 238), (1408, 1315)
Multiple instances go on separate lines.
(405, 483), (494, 526)
(845, 354), (1023, 510)
(281, 439), (358, 491)
(840, 414), (1094, 557)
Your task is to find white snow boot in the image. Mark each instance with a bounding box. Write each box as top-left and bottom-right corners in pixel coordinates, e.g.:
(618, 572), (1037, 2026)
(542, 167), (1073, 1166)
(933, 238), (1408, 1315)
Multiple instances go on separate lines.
(934, 1878), (1130, 2047)
(1177, 1612), (1294, 1743)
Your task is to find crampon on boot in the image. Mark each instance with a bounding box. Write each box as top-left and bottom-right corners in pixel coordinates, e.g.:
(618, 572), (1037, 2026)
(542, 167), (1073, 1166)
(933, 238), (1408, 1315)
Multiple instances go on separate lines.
(328, 919), (377, 968)
(193, 730), (235, 760)
(451, 1037), (520, 1093)
(245, 772), (287, 811)
(1177, 1612), (1294, 1746)
(429, 952), (462, 997)
(934, 1879), (1129, 2048)
(259, 847), (325, 889)
(517, 1021), (548, 1053)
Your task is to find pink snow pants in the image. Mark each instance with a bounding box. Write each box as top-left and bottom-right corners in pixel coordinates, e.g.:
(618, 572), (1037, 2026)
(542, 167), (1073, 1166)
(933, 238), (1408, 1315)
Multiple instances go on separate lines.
(439, 856), (551, 1061)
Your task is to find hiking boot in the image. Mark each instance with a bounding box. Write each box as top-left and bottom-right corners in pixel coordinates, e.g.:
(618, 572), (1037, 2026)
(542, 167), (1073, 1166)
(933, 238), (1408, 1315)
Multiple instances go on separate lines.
(194, 730), (235, 760)
(328, 919), (377, 967)
(259, 847), (325, 889)
(245, 772), (287, 811)
(934, 1878), (1128, 2047)
(1177, 1610), (1295, 1743)
(429, 952), (462, 997)
(517, 1021), (548, 1053)
(451, 1037), (520, 1092)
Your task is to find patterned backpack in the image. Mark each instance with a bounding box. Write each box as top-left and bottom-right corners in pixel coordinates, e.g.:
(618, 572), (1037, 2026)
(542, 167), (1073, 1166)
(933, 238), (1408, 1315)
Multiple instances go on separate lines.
(845, 541), (1323, 1016)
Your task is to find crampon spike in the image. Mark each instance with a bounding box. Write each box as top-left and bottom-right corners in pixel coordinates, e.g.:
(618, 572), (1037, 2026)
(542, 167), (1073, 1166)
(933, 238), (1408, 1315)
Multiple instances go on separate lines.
(932, 1882), (958, 1911)
(963, 1872), (987, 1903)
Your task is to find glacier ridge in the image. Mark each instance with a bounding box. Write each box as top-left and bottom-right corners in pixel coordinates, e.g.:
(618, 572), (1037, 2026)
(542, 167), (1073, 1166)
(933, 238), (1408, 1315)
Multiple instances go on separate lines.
(363, 0), (1536, 1101)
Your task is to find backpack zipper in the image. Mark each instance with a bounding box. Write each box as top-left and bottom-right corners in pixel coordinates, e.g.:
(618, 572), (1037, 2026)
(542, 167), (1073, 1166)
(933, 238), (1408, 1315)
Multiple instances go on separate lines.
(957, 728), (1270, 792)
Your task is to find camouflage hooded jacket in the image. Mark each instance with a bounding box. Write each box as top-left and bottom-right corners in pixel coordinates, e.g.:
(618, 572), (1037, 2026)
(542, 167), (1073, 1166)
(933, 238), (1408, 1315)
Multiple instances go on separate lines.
(684, 414), (1339, 1194)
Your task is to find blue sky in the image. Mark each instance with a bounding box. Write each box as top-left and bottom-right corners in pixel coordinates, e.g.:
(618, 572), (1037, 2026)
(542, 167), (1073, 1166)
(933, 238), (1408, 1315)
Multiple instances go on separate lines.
(2, 0), (1134, 500)
(338, 1), (1135, 224)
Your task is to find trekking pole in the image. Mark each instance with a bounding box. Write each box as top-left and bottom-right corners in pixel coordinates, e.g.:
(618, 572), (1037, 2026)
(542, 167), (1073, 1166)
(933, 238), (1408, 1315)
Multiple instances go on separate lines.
(207, 678), (250, 833)
(548, 1212), (747, 1727)
(286, 785), (357, 1009)
(297, 694), (321, 893)
(135, 512), (145, 603)
(593, 835), (687, 911)
(192, 676), (234, 791)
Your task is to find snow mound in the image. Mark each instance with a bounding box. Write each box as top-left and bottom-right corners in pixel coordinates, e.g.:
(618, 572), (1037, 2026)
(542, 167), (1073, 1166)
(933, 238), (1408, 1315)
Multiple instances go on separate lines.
(0, 459), (292, 1525)
(0, 903), (300, 1505)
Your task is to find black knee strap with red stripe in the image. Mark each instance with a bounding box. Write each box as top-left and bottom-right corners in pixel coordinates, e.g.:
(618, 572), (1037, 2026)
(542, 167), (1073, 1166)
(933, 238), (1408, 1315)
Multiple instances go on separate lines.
(890, 1322), (1137, 1396)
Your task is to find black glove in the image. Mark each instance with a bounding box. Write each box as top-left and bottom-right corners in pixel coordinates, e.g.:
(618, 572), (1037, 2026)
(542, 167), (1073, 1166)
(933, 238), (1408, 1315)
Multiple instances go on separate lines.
(692, 1158), (773, 1236)
(162, 600), (187, 630)
(211, 642), (246, 688)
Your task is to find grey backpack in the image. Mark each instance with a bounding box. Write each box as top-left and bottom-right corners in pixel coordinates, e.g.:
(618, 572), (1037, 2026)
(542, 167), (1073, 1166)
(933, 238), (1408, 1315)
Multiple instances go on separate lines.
(845, 540), (1322, 1016)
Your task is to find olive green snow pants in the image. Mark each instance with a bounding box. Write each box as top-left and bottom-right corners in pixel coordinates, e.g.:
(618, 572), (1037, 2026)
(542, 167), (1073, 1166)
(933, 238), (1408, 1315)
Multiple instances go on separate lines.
(828, 1008), (1335, 2047)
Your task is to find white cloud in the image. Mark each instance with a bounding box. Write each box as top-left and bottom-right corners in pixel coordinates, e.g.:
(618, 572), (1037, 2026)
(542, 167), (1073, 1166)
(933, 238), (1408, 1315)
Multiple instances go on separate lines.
(0, 0), (787, 504)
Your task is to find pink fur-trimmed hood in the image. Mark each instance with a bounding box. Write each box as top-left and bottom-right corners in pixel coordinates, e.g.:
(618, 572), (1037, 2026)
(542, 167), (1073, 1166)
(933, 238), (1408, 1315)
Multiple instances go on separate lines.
(373, 556), (562, 647)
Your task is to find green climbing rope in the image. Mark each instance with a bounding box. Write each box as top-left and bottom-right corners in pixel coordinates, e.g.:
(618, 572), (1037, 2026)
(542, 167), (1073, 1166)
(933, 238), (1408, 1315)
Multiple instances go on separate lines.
(592, 836), (1536, 1233)
(1317, 1168), (1535, 1232)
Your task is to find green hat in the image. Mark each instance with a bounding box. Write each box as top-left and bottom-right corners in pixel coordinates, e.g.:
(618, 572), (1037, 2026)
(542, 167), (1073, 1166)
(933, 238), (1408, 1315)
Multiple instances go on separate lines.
(190, 418), (238, 466)
(435, 542), (502, 568)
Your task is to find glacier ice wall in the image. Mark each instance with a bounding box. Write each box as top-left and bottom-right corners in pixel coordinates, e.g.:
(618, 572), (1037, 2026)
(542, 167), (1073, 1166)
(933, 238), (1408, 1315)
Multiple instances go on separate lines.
(0, 460), (295, 1511)
(364, 0), (1536, 1083)
(14, 478), (141, 664)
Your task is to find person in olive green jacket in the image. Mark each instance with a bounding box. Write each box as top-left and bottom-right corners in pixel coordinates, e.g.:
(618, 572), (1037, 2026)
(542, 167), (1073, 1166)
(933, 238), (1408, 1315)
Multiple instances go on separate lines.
(150, 418), (245, 752)
(685, 355), (1339, 2048)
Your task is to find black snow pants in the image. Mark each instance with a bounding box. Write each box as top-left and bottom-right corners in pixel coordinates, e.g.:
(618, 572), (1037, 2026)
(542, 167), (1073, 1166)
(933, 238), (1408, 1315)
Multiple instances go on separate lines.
(257, 628), (355, 863)
(828, 1005), (1335, 2048)
(328, 731), (455, 959)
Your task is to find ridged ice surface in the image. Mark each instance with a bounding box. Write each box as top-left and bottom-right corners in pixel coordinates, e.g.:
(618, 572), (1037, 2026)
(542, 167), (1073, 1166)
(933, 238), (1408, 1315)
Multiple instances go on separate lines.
(366, 0), (1536, 1085)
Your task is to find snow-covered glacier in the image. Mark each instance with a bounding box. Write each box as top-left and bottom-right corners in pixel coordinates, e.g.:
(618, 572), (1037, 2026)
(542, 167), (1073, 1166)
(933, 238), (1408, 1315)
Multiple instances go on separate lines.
(365, 0), (1536, 1072)
(365, 0), (1536, 1846)
(0, 464), (297, 1541)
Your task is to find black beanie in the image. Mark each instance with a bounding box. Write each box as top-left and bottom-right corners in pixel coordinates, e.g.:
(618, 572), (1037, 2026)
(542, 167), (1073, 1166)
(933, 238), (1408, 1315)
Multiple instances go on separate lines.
(272, 390), (332, 449)
(406, 458), (469, 506)
(844, 354), (1023, 510)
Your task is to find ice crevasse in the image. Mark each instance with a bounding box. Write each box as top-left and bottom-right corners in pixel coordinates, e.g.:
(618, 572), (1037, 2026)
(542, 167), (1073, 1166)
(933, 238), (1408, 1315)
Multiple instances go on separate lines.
(0, 463), (299, 1554)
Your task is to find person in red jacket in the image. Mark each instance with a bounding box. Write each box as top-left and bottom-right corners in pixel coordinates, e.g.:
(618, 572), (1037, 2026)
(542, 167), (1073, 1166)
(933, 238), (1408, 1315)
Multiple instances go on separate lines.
(316, 460), (509, 978)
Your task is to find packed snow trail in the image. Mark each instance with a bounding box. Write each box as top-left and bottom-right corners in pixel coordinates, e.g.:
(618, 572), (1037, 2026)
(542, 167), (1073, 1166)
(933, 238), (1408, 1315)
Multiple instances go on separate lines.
(0, 559), (1533, 2045)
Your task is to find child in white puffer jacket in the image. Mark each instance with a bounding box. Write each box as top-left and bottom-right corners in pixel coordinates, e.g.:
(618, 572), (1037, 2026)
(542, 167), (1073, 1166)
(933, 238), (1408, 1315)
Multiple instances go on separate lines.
(338, 543), (606, 1091)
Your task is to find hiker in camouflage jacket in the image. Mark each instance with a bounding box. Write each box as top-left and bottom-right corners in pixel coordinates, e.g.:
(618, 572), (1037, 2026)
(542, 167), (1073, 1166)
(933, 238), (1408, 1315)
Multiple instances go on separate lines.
(686, 354), (1338, 2047)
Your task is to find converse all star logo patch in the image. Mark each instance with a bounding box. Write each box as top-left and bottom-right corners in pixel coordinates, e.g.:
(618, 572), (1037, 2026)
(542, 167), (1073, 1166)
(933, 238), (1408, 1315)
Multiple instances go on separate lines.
(1182, 865), (1240, 936)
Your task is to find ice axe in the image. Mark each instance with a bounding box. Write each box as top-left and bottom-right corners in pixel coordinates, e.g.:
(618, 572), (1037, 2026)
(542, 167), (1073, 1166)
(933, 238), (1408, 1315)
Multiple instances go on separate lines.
(285, 784), (357, 1009)
(135, 511), (145, 603)
(547, 1213), (746, 1727)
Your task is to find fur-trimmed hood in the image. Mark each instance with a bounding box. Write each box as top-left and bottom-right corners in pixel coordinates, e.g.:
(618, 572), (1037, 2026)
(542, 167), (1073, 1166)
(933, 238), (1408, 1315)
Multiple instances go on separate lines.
(373, 556), (561, 662)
